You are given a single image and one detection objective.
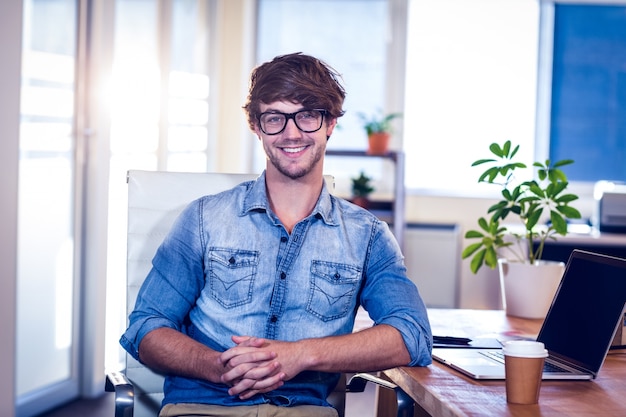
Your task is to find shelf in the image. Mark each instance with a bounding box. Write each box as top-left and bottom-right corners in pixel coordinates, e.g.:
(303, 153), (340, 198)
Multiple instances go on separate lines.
(326, 149), (405, 249)
(325, 149), (403, 162)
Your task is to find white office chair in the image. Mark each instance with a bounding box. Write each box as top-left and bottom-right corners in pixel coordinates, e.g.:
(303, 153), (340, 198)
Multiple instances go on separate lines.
(105, 170), (415, 417)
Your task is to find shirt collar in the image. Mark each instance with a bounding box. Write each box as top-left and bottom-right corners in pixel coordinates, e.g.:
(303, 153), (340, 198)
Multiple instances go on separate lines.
(241, 171), (338, 226)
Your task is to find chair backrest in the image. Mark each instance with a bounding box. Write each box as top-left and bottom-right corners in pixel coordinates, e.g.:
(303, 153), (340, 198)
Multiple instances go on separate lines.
(124, 170), (339, 417)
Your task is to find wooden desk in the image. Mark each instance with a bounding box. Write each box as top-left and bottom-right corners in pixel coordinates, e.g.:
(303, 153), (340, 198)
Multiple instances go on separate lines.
(383, 309), (626, 417)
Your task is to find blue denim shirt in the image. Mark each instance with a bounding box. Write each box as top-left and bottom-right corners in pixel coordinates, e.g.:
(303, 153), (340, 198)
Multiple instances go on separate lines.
(120, 171), (432, 408)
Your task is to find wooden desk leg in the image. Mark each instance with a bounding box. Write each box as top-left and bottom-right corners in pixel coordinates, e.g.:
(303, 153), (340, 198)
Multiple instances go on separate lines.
(375, 373), (430, 417)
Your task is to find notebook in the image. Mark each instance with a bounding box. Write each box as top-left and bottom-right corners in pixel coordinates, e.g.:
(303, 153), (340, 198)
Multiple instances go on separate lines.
(432, 249), (626, 380)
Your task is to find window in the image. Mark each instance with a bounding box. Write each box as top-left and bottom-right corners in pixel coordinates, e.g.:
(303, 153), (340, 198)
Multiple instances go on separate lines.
(105, 0), (214, 372)
(403, 0), (540, 194)
(550, 4), (626, 183)
(17, 0), (79, 413)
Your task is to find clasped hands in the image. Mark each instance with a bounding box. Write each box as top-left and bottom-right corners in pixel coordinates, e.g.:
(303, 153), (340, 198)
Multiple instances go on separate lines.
(218, 335), (301, 400)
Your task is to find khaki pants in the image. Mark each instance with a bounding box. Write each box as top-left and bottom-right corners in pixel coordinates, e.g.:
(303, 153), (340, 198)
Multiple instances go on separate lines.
(159, 403), (339, 417)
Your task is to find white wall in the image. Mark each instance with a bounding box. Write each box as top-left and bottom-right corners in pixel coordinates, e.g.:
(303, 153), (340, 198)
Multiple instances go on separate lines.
(406, 194), (504, 309)
(0, 1), (23, 416)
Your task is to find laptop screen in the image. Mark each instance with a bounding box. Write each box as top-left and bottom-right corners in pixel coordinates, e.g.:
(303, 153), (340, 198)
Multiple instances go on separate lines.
(537, 250), (626, 373)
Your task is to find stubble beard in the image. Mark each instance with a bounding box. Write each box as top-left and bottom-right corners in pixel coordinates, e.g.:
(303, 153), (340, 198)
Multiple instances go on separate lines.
(267, 144), (325, 180)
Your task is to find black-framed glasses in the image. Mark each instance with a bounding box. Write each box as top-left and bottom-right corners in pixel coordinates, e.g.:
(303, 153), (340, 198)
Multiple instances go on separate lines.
(258, 109), (327, 135)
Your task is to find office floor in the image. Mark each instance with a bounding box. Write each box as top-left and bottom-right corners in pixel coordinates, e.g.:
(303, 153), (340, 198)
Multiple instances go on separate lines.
(37, 383), (377, 417)
(36, 393), (113, 417)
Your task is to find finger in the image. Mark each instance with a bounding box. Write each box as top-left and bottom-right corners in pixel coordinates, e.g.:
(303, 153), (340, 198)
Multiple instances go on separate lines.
(232, 335), (266, 347)
(239, 371), (285, 395)
(229, 370), (286, 398)
(221, 358), (279, 386)
(239, 360), (282, 381)
(231, 335), (251, 345)
(220, 347), (277, 368)
(227, 361), (282, 394)
(237, 379), (285, 400)
(221, 361), (260, 386)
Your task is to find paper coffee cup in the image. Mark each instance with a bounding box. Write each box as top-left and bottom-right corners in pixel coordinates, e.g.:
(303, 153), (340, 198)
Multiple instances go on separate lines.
(503, 341), (548, 404)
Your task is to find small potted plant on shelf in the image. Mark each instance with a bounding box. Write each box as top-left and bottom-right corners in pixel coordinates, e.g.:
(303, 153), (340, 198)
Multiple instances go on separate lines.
(351, 171), (375, 209)
(461, 140), (582, 318)
(358, 110), (402, 155)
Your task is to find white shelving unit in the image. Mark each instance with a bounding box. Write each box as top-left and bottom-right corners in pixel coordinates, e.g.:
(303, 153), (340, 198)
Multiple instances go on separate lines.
(326, 150), (405, 249)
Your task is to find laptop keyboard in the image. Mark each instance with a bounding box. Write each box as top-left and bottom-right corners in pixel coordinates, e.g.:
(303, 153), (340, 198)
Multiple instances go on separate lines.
(480, 350), (571, 374)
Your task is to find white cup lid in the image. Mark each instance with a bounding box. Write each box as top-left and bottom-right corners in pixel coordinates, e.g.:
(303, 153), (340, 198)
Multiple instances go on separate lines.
(502, 340), (548, 358)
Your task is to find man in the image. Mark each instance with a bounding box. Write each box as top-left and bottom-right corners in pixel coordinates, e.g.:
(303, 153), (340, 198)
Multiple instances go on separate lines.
(121, 52), (432, 417)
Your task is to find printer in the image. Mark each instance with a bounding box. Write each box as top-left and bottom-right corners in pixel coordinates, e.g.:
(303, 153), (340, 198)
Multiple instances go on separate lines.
(594, 181), (626, 233)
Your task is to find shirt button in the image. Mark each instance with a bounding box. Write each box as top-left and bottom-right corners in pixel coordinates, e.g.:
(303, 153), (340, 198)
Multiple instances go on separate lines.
(280, 272), (286, 280)
(270, 315), (278, 323)
(280, 236), (288, 243)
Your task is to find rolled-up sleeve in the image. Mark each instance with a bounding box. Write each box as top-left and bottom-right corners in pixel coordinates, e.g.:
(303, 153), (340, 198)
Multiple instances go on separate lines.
(360, 223), (433, 367)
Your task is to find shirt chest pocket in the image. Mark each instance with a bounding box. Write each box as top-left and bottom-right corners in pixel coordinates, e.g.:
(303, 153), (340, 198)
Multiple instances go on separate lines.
(207, 248), (258, 308)
(308, 261), (361, 322)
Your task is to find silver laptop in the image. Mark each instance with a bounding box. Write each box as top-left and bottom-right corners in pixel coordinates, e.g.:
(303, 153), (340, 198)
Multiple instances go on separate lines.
(433, 250), (626, 380)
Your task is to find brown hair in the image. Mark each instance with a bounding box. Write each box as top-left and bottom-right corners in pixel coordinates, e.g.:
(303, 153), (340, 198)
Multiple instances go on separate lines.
(243, 52), (346, 131)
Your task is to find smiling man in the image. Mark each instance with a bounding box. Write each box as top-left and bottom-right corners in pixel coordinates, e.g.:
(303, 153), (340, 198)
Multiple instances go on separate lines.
(120, 52), (432, 417)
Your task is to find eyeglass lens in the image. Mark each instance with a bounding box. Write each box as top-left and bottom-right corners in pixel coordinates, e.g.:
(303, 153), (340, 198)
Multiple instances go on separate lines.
(259, 109), (325, 135)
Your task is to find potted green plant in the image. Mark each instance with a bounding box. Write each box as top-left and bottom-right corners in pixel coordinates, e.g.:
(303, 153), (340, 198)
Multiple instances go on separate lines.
(358, 110), (402, 155)
(461, 140), (582, 318)
(351, 171), (375, 208)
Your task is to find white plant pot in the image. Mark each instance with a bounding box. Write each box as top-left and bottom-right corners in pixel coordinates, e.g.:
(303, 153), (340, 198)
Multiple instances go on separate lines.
(497, 259), (565, 319)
